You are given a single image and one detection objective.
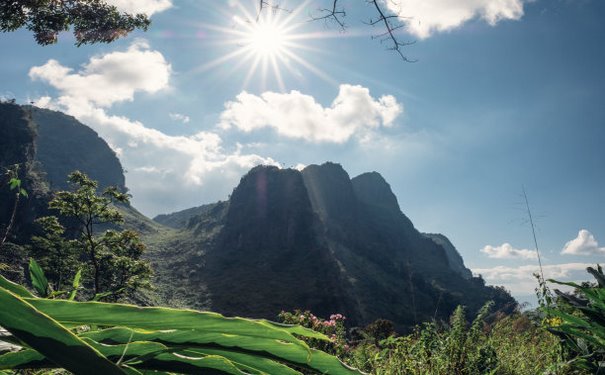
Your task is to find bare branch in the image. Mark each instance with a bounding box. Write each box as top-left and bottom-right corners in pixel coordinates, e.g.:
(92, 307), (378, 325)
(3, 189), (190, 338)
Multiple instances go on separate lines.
(255, 0), (416, 62)
(366, 0), (416, 62)
(310, 0), (346, 29)
(257, 0), (290, 21)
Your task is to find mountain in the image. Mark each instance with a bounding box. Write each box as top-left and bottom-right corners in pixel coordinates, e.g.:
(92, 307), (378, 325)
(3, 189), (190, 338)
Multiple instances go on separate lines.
(1, 103), (516, 330)
(0, 103), (151, 243)
(153, 163), (516, 330)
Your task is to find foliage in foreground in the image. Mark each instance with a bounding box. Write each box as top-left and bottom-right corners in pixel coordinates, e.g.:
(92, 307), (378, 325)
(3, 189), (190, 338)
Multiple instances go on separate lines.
(546, 265), (605, 372)
(0, 274), (363, 375)
(282, 303), (580, 375)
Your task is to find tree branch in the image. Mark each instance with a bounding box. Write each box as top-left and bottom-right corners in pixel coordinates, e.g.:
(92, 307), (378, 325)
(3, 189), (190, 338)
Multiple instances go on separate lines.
(256, 0), (415, 61)
(310, 0), (346, 29)
(366, 0), (416, 62)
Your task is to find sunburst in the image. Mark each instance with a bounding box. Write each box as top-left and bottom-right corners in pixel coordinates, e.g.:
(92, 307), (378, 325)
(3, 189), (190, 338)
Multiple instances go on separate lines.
(195, 1), (336, 91)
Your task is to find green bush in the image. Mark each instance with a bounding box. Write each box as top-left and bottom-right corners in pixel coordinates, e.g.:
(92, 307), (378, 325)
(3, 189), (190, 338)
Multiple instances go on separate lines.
(546, 265), (605, 373)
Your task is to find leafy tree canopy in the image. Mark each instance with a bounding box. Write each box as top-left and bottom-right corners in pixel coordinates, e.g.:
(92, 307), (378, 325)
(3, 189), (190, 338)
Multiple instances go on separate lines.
(0, 0), (150, 46)
(32, 171), (151, 300)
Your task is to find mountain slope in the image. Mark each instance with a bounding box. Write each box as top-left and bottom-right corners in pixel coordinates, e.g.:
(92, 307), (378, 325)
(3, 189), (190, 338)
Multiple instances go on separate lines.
(153, 163), (516, 330)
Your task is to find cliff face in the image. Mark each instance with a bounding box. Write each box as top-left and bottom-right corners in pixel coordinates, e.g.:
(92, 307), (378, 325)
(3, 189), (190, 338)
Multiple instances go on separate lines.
(155, 163), (516, 330)
(0, 103), (127, 243)
(423, 233), (473, 279)
(204, 166), (354, 319)
(30, 106), (125, 191)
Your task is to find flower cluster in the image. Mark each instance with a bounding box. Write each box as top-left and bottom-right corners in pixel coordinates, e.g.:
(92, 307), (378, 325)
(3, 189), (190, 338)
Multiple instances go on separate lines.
(278, 310), (350, 356)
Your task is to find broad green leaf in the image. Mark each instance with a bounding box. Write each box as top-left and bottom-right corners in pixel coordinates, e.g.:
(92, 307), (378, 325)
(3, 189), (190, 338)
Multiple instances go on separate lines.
(82, 327), (361, 374)
(0, 349), (46, 369)
(83, 327), (312, 364)
(28, 258), (49, 298)
(135, 353), (247, 375)
(0, 274), (33, 298)
(26, 299), (322, 343)
(183, 347), (302, 375)
(25, 299), (363, 374)
(0, 287), (125, 374)
(19, 188), (28, 198)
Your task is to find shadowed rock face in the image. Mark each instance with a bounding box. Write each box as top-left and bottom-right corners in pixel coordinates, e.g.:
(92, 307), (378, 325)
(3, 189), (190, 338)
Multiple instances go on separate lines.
(423, 233), (473, 279)
(204, 166), (355, 320)
(160, 162), (516, 330)
(0, 103), (127, 243)
(30, 106), (125, 191)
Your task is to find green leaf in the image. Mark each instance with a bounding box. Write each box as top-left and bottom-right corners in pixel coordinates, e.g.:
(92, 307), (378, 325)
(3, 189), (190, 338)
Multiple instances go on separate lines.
(0, 275), (34, 298)
(0, 349), (47, 369)
(26, 299), (364, 374)
(93, 290), (118, 301)
(28, 258), (49, 298)
(69, 269), (82, 301)
(19, 188), (28, 198)
(8, 178), (19, 190)
(183, 347), (302, 375)
(26, 299), (322, 343)
(83, 327), (311, 372)
(0, 287), (126, 374)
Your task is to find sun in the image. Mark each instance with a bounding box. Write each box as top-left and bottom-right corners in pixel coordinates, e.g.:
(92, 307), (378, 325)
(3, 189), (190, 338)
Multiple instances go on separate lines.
(195, 2), (334, 91)
(245, 20), (288, 58)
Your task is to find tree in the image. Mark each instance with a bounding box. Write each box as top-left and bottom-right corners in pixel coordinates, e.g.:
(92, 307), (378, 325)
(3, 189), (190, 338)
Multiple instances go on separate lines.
(30, 216), (78, 292)
(35, 171), (151, 300)
(0, 0), (150, 46)
(259, 0), (415, 61)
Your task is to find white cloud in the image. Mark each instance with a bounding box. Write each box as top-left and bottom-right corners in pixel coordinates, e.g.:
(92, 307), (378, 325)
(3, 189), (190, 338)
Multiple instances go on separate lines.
(473, 263), (593, 295)
(169, 113), (191, 124)
(384, 0), (526, 39)
(219, 84), (402, 143)
(29, 40), (171, 108)
(562, 229), (605, 256)
(480, 243), (537, 259)
(29, 41), (277, 215)
(104, 0), (172, 16)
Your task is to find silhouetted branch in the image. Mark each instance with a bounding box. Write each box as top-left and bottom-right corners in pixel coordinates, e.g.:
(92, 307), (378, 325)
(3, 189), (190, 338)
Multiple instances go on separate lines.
(257, 0), (290, 21)
(258, 0), (415, 61)
(366, 0), (416, 62)
(310, 0), (346, 29)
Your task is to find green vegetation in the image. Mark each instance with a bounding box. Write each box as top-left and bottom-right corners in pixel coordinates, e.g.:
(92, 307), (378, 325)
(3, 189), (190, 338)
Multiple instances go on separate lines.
(0, 0), (150, 46)
(546, 265), (605, 372)
(0, 273), (362, 374)
(30, 171), (151, 300)
(278, 301), (593, 375)
(0, 165), (28, 250)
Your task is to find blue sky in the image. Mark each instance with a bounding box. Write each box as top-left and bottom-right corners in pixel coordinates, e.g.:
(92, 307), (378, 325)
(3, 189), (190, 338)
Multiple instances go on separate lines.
(1, 0), (604, 303)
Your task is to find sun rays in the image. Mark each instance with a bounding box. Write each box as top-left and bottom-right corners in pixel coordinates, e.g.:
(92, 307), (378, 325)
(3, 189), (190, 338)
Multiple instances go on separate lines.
(192, 1), (337, 91)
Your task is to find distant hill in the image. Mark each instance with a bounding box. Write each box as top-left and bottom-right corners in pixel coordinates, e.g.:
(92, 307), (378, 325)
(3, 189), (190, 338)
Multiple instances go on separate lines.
(152, 163), (516, 330)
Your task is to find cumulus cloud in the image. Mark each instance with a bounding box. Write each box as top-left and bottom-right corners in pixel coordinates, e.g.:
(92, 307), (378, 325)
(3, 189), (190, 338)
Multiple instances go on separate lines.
(562, 230), (605, 256)
(384, 0), (526, 39)
(169, 113), (190, 124)
(473, 263), (593, 295)
(104, 0), (172, 16)
(30, 40), (170, 108)
(29, 41), (276, 215)
(480, 243), (537, 259)
(219, 84), (402, 143)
